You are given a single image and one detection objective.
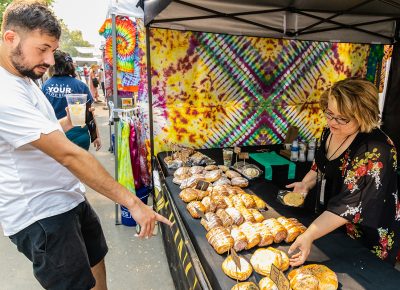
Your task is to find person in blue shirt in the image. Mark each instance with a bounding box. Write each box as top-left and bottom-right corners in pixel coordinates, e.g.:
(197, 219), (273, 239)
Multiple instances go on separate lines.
(43, 50), (101, 150)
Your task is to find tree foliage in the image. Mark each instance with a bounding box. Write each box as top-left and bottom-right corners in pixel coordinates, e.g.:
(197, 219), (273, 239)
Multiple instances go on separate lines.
(0, 0), (93, 56)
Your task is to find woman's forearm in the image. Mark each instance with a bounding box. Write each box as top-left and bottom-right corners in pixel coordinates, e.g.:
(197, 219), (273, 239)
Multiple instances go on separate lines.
(304, 211), (348, 241)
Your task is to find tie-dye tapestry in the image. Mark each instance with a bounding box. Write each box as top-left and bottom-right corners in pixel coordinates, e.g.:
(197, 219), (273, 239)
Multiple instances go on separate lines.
(150, 29), (377, 154)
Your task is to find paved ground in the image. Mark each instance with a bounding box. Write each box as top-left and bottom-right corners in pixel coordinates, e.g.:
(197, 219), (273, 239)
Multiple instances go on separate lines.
(0, 99), (175, 290)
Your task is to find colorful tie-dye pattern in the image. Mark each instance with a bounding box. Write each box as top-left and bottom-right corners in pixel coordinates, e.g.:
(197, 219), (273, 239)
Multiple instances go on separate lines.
(150, 29), (372, 154)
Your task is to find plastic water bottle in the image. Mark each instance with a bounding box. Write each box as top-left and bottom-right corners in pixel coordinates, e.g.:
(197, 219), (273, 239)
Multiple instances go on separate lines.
(307, 138), (316, 162)
(290, 140), (299, 162)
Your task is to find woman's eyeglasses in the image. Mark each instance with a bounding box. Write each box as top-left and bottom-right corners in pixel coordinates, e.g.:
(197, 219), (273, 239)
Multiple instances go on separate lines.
(324, 111), (351, 125)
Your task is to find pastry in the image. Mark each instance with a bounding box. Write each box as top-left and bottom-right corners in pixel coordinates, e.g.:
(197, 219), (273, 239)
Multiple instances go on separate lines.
(259, 277), (278, 290)
(240, 193), (257, 208)
(216, 208), (234, 227)
(226, 170), (242, 179)
(250, 248), (282, 276)
(212, 185), (230, 196)
(231, 177), (249, 188)
(262, 218), (288, 243)
(276, 217), (303, 243)
(189, 152), (206, 165)
(288, 264), (338, 290)
(213, 177), (232, 186)
(239, 222), (261, 250)
(179, 176), (202, 189)
(186, 201), (206, 219)
(283, 192), (304, 207)
(201, 196), (217, 213)
(218, 165), (230, 172)
(231, 282), (259, 290)
(212, 195), (228, 210)
(222, 255), (253, 281)
(225, 207), (245, 225)
(204, 170), (222, 183)
(224, 196), (234, 208)
(232, 186), (247, 195)
(201, 212), (223, 231)
(172, 174), (192, 185)
(231, 195), (246, 208)
(205, 164), (218, 171)
(253, 223), (274, 247)
(248, 209), (265, 223)
(237, 206), (255, 223)
(189, 165), (204, 175)
(206, 226), (234, 254)
(230, 226), (248, 252)
(173, 166), (191, 178)
(288, 218), (307, 234)
(243, 167), (259, 178)
(179, 188), (199, 203)
(251, 195), (267, 210)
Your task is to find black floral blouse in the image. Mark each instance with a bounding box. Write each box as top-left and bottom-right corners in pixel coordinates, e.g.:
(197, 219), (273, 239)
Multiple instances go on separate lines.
(313, 128), (400, 264)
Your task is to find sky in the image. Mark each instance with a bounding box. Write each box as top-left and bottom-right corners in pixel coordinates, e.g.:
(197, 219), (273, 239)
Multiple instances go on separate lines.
(53, 0), (110, 49)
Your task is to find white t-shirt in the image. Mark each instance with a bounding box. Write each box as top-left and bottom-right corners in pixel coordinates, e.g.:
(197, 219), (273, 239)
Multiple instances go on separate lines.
(0, 67), (85, 236)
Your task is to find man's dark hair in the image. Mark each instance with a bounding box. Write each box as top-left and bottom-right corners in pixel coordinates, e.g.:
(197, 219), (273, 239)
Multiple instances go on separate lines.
(53, 50), (76, 78)
(2, 1), (61, 38)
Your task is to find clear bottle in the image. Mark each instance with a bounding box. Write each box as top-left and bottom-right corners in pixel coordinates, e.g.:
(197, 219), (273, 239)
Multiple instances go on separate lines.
(290, 140), (299, 162)
(307, 138), (316, 162)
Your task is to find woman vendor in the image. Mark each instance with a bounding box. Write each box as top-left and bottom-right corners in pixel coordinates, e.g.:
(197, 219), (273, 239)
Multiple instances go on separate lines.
(287, 78), (399, 266)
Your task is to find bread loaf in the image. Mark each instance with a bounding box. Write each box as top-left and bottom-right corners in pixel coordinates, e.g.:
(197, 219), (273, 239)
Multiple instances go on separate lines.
(222, 255), (252, 281)
(206, 226), (234, 254)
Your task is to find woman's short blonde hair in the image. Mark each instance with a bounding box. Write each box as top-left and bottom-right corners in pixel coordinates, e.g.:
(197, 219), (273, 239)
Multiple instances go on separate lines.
(319, 78), (380, 133)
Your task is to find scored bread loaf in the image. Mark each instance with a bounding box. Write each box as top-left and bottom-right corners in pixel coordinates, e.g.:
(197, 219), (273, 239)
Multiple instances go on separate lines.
(222, 255), (253, 281)
(259, 277), (278, 290)
(250, 248), (282, 276)
(206, 226), (234, 254)
(288, 264), (338, 290)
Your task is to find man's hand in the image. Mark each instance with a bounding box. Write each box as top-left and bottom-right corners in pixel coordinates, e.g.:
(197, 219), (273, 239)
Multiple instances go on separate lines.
(288, 233), (313, 266)
(93, 138), (102, 151)
(129, 201), (172, 238)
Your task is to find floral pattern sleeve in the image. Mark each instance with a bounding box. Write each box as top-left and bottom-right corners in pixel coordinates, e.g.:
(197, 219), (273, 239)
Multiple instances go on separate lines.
(327, 140), (395, 229)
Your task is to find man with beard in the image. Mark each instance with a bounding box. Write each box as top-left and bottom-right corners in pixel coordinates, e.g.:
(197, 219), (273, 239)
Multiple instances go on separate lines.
(0, 2), (171, 290)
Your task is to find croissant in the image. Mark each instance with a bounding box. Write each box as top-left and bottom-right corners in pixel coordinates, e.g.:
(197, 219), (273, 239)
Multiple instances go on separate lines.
(240, 193), (257, 208)
(259, 277), (278, 290)
(225, 207), (245, 225)
(266, 247), (289, 271)
(230, 226), (248, 252)
(248, 209), (265, 223)
(179, 188), (199, 203)
(251, 195), (267, 210)
(288, 264), (338, 290)
(237, 206), (255, 223)
(201, 212), (223, 231)
(253, 223), (274, 247)
(231, 282), (259, 290)
(250, 248), (282, 276)
(186, 201), (206, 219)
(239, 222), (261, 250)
(262, 218), (288, 243)
(206, 226), (234, 254)
(201, 196), (217, 213)
(222, 255), (253, 281)
(276, 217), (302, 243)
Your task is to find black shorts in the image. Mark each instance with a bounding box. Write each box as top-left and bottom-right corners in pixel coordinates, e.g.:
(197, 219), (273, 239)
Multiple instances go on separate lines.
(9, 200), (108, 290)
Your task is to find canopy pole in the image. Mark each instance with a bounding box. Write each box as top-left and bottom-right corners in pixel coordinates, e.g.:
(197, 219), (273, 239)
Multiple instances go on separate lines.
(112, 13), (121, 225)
(146, 26), (155, 163)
